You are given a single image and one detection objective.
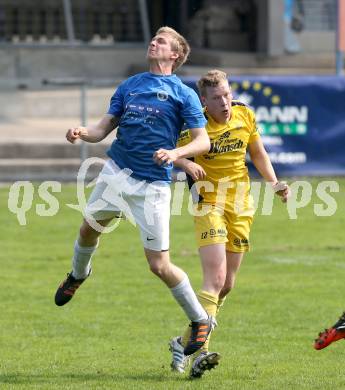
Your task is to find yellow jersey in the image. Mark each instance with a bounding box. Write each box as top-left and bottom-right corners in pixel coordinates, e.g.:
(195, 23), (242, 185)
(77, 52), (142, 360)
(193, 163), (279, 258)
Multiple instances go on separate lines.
(177, 101), (260, 206)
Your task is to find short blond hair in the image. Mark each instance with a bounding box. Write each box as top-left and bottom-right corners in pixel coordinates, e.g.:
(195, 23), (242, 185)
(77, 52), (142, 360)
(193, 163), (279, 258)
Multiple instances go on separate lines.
(197, 69), (229, 97)
(155, 26), (190, 72)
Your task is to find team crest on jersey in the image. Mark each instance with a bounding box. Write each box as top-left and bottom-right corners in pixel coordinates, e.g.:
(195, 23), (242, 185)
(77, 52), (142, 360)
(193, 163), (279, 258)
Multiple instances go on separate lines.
(157, 91), (169, 101)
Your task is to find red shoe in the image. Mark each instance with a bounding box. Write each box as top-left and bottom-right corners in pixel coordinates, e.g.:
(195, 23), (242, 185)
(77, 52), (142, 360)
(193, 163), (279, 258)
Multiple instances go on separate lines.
(314, 312), (345, 350)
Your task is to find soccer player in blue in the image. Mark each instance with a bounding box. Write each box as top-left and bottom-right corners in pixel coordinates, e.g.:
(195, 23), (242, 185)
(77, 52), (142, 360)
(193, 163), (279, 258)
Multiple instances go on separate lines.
(54, 27), (212, 356)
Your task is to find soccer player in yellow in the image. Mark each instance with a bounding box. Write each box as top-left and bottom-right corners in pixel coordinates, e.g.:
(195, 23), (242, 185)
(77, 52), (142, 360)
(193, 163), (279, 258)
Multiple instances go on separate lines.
(169, 70), (290, 378)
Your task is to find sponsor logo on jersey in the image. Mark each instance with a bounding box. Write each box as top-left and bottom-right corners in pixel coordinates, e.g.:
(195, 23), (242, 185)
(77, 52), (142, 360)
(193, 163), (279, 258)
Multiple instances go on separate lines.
(209, 138), (244, 154)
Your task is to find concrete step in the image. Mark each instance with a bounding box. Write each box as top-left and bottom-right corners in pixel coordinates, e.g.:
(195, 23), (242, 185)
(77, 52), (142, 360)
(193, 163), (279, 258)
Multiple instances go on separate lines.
(1, 48), (342, 122)
(0, 118), (114, 181)
(189, 49), (337, 69)
(0, 141), (111, 159)
(0, 158), (103, 182)
(0, 88), (114, 120)
(0, 118), (117, 145)
(0, 45), (146, 89)
(182, 65), (337, 76)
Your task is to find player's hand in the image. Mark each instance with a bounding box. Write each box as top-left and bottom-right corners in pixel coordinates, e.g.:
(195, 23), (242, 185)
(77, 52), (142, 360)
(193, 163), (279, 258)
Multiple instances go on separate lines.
(272, 181), (291, 203)
(184, 161), (206, 180)
(66, 127), (88, 144)
(153, 149), (178, 165)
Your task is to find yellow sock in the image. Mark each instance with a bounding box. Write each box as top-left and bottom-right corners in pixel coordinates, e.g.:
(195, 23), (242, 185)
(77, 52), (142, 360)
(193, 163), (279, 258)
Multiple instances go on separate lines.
(181, 323), (192, 348)
(181, 290), (219, 355)
(216, 296), (227, 315)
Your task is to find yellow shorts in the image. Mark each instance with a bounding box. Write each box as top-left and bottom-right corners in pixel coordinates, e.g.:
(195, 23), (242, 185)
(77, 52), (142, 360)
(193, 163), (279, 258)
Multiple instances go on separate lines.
(194, 203), (254, 252)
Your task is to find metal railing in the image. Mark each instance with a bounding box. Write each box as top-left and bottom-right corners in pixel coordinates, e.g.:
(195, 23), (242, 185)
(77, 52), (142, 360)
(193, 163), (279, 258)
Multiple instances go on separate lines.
(302, 0), (337, 31)
(0, 0), (150, 44)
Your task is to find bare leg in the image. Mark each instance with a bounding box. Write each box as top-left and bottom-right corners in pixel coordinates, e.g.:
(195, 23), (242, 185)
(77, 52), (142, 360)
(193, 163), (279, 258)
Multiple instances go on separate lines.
(144, 248), (185, 288)
(144, 248), (208, 322)
(78, 217), (113, 246)
(218, 251), (244, 300)
(199, 244), (227, 295)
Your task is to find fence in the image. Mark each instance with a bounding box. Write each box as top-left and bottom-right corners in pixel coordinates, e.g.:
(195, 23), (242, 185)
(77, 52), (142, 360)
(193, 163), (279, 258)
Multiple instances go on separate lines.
(0, 0), (148, 43)
(303, 0), (337, 31)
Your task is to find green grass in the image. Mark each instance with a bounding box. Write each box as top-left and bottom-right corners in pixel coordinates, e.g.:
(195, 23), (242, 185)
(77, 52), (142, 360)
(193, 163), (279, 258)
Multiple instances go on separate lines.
(1, 178), (345, 389)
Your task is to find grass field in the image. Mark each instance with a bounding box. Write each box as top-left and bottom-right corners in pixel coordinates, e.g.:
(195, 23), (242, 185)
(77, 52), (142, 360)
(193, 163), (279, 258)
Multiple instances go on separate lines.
(1, 178), (345, 389)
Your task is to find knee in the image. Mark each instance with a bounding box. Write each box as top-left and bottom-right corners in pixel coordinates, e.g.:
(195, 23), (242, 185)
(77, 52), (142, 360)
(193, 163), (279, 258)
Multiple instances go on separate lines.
(79, 221), (99, 245)
(79, 224), (92, 240)
(149, 260), (168, 278)
(145, 249), (171, 280)
(204, 272), (226, 295)
(213, 272), (227, 292)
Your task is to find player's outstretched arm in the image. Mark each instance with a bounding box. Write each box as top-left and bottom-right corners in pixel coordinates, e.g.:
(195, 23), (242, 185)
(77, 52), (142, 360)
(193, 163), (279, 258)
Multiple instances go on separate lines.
(174, 158), (206, 180)
(248, 138), (290, 203)
(66, 114), (120, 144)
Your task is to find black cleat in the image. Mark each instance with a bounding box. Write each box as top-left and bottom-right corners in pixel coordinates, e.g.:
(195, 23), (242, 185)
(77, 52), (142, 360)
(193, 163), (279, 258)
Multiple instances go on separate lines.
(184, 316), (213, 356)
(54, 270), (90, 306)
(190, 352), (221, 379)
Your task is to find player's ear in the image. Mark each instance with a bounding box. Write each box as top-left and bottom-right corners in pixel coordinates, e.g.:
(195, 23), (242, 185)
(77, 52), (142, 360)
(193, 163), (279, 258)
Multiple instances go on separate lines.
(171, 52), (179, 60)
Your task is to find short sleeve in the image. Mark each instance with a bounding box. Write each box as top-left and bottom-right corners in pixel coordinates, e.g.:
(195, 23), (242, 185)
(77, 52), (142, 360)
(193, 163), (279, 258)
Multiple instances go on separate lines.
(107, 82), (125, 117)
(247, 107), (260, 144)
(180, 89), (206, 129)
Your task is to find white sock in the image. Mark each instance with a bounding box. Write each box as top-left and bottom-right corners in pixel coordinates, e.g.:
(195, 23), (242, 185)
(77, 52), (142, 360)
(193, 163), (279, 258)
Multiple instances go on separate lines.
(72, 240), (98, 279)
(170, 275), (208, 322)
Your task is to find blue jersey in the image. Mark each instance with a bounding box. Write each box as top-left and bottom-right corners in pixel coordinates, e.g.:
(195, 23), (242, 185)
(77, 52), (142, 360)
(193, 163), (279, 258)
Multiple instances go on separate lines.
(106, 72), (206, 183)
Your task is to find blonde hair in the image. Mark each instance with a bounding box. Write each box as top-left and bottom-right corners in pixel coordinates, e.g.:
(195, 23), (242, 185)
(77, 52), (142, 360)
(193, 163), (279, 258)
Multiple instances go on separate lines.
(197, 69), (229, 97)
(155, 26), (190, 72)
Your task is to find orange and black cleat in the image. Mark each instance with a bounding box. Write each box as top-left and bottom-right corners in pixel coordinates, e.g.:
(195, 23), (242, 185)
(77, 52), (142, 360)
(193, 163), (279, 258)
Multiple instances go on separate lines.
(54, 270), (90, 306)
(184, 316), (213, 356)
(314, 312), (345, 350)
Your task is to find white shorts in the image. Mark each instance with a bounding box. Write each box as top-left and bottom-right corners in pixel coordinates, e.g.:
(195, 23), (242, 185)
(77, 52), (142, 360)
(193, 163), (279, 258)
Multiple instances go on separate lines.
(85, 159), (171, 251)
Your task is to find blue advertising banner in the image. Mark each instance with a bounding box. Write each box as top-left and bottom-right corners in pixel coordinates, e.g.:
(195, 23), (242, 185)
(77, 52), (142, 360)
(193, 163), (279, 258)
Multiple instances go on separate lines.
(182, 76), (345, 176)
